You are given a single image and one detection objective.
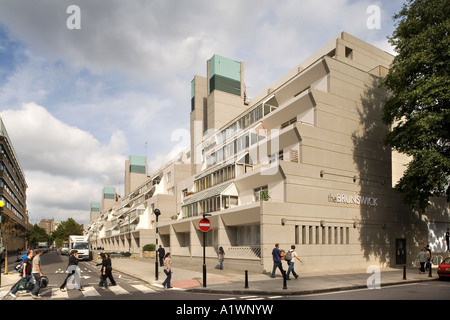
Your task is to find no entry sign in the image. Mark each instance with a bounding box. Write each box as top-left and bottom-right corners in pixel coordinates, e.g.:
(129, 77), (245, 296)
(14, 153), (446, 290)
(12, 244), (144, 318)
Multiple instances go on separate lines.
(199, 218), (211, 232)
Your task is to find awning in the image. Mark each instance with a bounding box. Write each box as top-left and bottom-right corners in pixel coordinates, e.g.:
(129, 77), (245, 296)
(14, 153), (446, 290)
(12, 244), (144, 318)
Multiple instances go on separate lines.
(182, 182), (237, 206)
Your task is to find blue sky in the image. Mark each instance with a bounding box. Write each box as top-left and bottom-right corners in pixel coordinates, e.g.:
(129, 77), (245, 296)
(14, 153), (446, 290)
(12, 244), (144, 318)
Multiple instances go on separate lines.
(0, 0), (404, 226)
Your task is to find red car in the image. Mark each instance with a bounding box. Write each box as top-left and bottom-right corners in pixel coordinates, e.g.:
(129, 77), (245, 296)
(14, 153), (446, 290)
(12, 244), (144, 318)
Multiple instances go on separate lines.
(437, 257), (450, 279)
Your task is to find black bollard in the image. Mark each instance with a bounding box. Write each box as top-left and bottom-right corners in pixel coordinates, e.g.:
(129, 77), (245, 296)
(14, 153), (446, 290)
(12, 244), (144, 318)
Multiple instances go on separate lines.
(428, 262), (432, 277)
(244, 270), (249, 289)
(403, 265), (406, 280)
(282, 270), (287, 289)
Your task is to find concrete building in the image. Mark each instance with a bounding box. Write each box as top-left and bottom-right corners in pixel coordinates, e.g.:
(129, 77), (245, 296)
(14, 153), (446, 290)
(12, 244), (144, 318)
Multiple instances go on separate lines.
(86, 32), (450, 273)
(0, 117), (30, 252)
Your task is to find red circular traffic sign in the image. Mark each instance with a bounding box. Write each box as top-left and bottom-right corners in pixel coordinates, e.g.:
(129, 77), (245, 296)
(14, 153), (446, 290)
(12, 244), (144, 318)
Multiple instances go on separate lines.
(199, 218), (211, 232)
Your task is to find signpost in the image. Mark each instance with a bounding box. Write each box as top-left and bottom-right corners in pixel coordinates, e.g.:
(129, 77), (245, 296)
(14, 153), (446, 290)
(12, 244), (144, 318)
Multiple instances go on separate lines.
(200, 214), (211, 287)
(154, 209), (161, 281)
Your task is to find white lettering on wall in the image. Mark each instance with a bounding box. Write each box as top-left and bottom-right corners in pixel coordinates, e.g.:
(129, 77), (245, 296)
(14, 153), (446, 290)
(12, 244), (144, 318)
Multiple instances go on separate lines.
(328, 193), (378, 206)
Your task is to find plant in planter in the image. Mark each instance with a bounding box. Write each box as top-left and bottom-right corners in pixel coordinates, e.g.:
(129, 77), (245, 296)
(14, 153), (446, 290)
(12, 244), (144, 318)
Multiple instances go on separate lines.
(142, 244), (156, 258)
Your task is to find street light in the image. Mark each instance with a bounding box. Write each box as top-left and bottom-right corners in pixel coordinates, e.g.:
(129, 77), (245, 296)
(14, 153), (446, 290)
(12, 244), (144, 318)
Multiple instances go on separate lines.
(154, 209), (161, 281)
(0, 199), (4, 287)
(201, 213), (211, 288)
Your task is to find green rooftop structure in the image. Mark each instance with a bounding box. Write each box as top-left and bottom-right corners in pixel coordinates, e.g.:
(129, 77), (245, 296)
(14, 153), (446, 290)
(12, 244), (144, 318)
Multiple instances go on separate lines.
(208, 54), (242, 96)
(103, 187), (115, 200)
(129, 155), (146, 174)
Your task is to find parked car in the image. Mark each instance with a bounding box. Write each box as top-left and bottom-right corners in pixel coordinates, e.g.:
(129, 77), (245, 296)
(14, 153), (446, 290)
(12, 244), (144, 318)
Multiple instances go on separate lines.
(437, 257), (450, 280)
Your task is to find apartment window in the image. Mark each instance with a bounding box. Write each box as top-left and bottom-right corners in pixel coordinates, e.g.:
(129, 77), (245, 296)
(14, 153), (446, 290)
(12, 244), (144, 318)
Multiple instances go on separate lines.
(345, 46), (353, 59)
(166, 171), (171, 182)
(254, 185), (268, 201)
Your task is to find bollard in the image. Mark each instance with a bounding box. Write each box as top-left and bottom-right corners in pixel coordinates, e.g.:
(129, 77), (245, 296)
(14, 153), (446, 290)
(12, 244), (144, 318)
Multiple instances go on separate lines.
(403, 265), (406, 280)
(428, 263), (432, 278)
(244, 270), (249, 289)
(282, 270), (287, 289)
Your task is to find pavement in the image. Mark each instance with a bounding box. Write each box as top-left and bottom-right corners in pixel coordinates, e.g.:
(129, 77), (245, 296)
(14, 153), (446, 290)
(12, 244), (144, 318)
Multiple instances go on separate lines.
(0, 255), (439, 297)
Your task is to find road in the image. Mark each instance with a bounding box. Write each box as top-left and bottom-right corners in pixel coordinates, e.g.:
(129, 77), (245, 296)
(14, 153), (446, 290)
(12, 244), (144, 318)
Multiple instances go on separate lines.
(3, 251), (450, 302)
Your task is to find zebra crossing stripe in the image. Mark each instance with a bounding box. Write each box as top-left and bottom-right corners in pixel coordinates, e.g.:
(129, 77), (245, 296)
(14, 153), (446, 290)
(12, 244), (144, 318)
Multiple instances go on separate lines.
(51, 288), (68, 299)
(82, 286), (101, 297)
(108, 285), (129, 295)
(132, 284), (157, 294)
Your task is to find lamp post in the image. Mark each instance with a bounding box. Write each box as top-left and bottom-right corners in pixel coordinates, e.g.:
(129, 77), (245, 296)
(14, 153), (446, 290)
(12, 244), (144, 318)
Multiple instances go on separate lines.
(200, 213), (211, 288)
(154, 209), (161, 281)
(0, 200), (4, 287)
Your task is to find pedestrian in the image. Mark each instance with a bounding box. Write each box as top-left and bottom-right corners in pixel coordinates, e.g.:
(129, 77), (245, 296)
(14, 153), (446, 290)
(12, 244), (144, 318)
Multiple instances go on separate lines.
(98, 252), (106, 287)
(425, 244), (432, 272)
(418, 247), (427, 274)
(0, 249), (5, 267)
(446, 228), (450, 252)
(218, 247), (225, 270)
(158, 245), (165, 267)
(22, 249), (33, 262)
(162, 252), (173, 289)
(31, 249), (44, 299)
(286, 245), (303, 280)
(10, 250), (33, 298)
(270, 243), (284, 278)
(101, 252), (116, 288)
(60, 250), (83, 291)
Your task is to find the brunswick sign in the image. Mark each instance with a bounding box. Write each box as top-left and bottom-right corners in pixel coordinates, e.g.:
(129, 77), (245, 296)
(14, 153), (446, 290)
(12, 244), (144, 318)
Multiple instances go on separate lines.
(328, 193), (378, 206)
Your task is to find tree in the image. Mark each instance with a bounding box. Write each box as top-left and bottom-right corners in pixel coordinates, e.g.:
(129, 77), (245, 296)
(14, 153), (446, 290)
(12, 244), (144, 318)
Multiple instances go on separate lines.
(52, 218), (84, 247)
(382, 0), (450, 210)
(29, 224), (48, 247)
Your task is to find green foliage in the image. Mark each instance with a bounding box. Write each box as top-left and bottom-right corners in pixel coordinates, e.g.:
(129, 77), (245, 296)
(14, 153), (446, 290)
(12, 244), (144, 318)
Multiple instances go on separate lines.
(381, 0), (450, 210)
(142, 244), (155, 251)
(52, 218), (84, 246)
(29, 224), (48, 247)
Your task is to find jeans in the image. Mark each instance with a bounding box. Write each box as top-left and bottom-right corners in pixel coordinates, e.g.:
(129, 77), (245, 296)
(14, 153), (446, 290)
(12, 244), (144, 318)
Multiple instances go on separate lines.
(162, 269), (172, 288)
(286, 261), (298, 279)
(11, 275), (32, 295)
(31, 273), (41, 296)
(271, 261), (284, 278)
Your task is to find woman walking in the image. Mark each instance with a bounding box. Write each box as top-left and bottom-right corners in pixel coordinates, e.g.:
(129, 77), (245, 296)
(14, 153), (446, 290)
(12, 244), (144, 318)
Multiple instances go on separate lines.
(162, 252), (173, 289)
(101, 252), (116, 288)
(218, 247), (225, 270)
(60, 250), (83, 291)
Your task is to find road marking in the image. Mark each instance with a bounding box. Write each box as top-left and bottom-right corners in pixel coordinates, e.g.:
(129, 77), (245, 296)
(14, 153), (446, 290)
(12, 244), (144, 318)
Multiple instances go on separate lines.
(82, 286), (101, 297)
(132, 284), (157, 293)
(108, 285), (129, 295)
(51, 288), (69, 299)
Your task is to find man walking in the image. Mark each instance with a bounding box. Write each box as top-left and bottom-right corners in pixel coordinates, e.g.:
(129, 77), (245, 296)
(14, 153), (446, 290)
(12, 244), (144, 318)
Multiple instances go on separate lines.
(286, 245), (303, 280)
(418, 247), (427, 274)
(158, 245), (165, 267)
(31, 249), (44, 299)
(270, 243), (284, 278)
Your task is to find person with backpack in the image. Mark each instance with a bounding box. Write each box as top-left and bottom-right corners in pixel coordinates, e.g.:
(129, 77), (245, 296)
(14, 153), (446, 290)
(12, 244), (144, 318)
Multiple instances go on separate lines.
(285, 245), (303, 280)
(10, 250), (33, 298)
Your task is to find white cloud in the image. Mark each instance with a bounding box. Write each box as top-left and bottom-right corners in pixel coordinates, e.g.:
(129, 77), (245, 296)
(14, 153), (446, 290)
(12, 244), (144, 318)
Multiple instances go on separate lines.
(0, 103), (127, 224)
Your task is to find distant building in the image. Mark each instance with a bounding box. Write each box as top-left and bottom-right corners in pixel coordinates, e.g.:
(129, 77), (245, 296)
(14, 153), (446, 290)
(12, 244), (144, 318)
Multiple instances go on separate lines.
(38, 218), (55, 235)
(0, 117), (30, 251)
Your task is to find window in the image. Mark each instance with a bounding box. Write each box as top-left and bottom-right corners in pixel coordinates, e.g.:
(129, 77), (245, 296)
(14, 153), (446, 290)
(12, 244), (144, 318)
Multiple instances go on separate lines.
(345, 46), (353, 59)
(254, 186), (268, 201)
